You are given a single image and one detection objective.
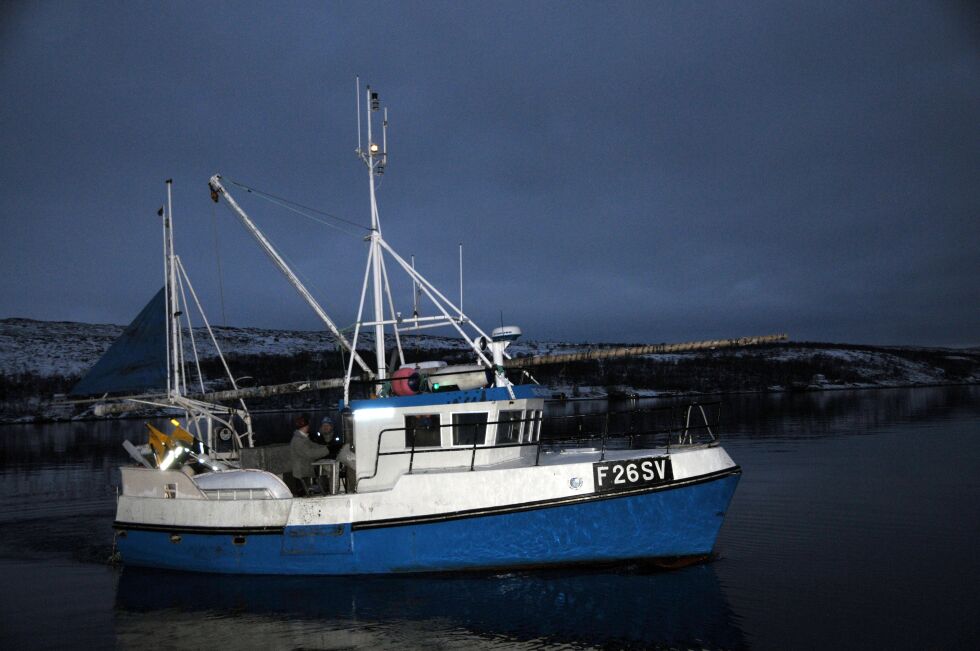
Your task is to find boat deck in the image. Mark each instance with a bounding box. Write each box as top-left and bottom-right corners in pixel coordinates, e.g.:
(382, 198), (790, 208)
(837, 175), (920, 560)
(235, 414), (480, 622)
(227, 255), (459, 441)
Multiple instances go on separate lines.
(293, 443), (717, 499)
(402, 445), (672, 475)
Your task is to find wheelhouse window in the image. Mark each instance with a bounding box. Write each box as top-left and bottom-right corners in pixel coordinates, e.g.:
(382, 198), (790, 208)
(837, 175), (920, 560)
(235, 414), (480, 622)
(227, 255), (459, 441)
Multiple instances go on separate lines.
(496, 410), (523, 445)
(526, 410), (543, 443)
(405, 414), (442, 448)
(452, 412), (488, 446)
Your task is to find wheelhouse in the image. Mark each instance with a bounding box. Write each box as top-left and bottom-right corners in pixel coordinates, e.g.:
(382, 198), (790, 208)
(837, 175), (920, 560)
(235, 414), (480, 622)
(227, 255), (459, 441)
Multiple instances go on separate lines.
(345, 384), (551, 492)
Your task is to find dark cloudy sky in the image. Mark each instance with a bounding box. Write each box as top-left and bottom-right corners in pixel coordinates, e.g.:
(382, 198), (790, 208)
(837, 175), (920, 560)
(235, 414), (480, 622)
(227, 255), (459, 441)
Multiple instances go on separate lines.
(1, 1), (977, 346)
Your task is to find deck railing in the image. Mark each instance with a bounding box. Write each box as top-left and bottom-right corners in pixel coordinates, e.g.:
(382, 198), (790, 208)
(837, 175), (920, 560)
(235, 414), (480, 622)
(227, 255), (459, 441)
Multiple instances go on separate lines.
(359, 401), (720, 488)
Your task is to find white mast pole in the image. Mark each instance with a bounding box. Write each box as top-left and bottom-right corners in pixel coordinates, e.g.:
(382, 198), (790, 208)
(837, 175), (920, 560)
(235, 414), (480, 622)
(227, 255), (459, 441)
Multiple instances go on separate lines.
(378, 252), (405, 368)
(366, 86), (386, 381)
(161, 203), (171, 398)
(411, 254), (418, 318)
(345, 245), (376, 404)
(166, 179), (182, 400)
(458, 242), (463, 319)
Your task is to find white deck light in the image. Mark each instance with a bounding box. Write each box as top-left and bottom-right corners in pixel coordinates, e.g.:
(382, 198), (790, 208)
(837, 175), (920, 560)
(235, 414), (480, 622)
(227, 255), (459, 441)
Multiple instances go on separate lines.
(354, 407), (395, 422)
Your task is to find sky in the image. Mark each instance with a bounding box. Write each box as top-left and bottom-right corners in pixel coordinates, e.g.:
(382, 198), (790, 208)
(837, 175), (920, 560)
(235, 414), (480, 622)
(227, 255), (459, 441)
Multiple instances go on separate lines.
(1, 1), (977, 347)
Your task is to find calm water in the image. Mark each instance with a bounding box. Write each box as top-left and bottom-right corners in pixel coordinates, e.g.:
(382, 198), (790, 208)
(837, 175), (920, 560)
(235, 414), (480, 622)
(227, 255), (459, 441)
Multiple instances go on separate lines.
(1, 386), (978, 649)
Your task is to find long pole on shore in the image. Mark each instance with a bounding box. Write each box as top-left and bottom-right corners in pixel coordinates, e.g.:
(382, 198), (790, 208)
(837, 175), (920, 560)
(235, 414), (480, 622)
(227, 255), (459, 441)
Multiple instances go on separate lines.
(503, 334), (789, 369)
(85, 333), (788, 413)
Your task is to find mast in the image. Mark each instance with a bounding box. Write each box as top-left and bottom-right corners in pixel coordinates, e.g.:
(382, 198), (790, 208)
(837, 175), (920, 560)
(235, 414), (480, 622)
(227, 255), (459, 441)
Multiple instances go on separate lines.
(358, 82), (389, 382)
(161, 204), (171, 397)
(368, 87), (385, 380)
(165, 179), (182, 400)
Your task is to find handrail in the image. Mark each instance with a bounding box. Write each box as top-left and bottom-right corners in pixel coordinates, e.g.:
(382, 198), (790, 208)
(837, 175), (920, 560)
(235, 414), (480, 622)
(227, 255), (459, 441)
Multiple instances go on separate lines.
(357, 401), (721, 488)
(364, 414), (542, 485)
(681, 402), (715, 445)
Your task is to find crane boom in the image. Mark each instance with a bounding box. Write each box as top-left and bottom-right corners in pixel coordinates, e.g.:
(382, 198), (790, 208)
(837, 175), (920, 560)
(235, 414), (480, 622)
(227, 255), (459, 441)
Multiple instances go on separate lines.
(208, 175), (373, 376)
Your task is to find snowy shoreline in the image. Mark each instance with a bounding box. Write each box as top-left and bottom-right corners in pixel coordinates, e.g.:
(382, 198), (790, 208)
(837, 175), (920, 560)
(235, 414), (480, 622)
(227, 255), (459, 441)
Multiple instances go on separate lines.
(2, 380), (978, 426)
(2, 316), (978, 424)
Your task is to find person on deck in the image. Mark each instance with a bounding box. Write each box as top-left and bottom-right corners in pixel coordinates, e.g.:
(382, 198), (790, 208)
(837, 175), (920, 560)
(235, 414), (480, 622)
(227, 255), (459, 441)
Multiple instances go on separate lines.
(289, 414), (329, 493)
(318, 415), (344, 459)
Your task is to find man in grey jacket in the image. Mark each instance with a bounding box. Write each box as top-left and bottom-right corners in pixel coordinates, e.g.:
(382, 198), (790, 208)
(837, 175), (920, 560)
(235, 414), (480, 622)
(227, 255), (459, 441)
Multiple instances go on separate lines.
(289, 414), (329, 492)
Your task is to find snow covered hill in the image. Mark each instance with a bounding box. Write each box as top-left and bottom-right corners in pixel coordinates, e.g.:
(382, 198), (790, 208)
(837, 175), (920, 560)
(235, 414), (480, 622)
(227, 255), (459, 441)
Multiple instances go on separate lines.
(0, 317), (583, 379)
(0, 317), (977, 422)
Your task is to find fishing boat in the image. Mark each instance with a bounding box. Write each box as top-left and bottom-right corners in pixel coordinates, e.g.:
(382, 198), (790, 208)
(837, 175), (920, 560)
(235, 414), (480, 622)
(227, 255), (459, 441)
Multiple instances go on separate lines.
(87, 83), (781, 575)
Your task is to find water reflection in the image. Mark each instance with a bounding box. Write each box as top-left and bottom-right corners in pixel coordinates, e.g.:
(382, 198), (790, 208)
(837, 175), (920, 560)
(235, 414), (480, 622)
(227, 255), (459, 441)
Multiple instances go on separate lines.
(549, 385), (980, 443)
(2, 386), (978, 649)
(1, 386), (974, 469)
(115, 564), (746, 649)
(720, 385), (978, 441)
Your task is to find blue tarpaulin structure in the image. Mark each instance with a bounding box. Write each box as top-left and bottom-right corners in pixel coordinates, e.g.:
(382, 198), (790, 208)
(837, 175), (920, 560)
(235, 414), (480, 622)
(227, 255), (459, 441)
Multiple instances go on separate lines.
(70, 288), (169, 396)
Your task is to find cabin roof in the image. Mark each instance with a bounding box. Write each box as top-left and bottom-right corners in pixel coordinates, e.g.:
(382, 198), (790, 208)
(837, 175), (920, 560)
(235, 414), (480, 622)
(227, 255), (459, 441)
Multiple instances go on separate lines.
(343, 384), (550, 411)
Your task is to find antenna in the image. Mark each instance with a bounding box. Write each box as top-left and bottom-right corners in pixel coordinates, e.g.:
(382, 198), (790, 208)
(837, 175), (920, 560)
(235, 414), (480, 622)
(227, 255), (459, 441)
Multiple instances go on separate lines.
(355, 76), (362, 152)
(459, 242), (464, 318)
(411, 254), (418, 317)
(380, 107), (388, 173)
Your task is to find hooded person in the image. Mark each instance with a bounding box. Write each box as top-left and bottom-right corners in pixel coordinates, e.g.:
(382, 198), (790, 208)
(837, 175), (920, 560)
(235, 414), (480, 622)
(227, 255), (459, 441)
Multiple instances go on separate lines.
(318, 415), (344, 458)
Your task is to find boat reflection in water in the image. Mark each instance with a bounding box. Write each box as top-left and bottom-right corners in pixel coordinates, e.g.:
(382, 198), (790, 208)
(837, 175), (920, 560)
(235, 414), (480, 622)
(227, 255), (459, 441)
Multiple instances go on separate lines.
(115, 563), (746, 649)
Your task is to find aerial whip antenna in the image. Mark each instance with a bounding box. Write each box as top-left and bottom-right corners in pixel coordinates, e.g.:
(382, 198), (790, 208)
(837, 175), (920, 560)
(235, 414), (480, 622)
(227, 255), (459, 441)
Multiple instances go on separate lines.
(355, 75), (362, 152)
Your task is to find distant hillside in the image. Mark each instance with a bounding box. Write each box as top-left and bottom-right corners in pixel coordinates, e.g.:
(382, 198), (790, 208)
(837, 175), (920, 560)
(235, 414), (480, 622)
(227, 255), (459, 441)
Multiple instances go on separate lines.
(544, 342), (980, 397)
(0, 317), (589, 420)
(0, 317), (586, 378)
(0, 317), (978, 422)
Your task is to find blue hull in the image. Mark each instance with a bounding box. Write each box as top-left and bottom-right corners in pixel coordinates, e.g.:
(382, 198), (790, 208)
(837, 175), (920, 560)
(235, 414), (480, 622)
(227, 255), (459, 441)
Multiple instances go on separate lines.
(116, 471), (739, 575)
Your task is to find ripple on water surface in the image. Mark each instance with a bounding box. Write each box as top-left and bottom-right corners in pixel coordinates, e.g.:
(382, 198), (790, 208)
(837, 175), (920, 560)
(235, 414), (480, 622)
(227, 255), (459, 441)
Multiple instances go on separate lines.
(0, 386), (978, 649)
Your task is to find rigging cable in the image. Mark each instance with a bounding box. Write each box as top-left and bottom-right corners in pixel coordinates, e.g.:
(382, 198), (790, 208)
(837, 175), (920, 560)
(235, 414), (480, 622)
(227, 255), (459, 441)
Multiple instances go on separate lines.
(209, 200), (228, 327)
(236, 212), (350, 351)
(216, 177), (389, 380)
(224, 177), (369, 238)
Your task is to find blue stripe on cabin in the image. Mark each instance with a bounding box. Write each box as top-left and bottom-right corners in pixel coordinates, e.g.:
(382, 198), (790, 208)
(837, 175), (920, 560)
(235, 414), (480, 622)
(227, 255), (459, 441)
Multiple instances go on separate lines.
(343, 384), (551, 410)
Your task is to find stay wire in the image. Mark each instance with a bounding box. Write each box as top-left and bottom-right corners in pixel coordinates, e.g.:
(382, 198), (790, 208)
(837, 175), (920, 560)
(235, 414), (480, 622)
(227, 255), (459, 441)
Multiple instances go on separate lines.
(209, 200), (228, 327)
(224, 177), (369, 237)
(215, 182), (364, 356)
(248, 218), (348, 343)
